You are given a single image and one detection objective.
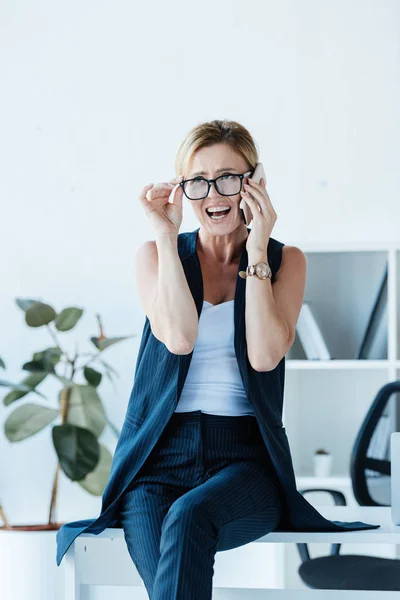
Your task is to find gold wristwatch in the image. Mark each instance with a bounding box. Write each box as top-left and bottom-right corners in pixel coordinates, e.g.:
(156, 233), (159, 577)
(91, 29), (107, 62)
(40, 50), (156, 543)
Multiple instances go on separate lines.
(239, 262), (272, 280)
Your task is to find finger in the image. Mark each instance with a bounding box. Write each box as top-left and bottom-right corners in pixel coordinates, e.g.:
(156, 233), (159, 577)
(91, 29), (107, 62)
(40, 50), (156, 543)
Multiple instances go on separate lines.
(139, 183), (153, 198)
(139, 177), (184, 207)
(244, 182), (271, 211)
(246, 180), (266, 194)
(248, 176), (267, 189)
(150, 174), (184, 195)
(168, 180), (184, 209)
(241, 190), (261, 215)
(243, 183), (265, 205)
(139, 183), (155, 207)
(168, 174), (184, 185)
(165, 175), (185, 191)
(146, 181), (179, 203)
(248, 180), (268, 200)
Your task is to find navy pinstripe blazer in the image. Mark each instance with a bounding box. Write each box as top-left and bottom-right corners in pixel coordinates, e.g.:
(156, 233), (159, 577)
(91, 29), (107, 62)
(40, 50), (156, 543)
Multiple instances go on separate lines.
(56, 226), (379, 566)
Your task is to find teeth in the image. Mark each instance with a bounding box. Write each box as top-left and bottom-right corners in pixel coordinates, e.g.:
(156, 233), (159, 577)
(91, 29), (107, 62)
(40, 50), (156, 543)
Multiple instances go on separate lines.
(206, 206), (230, 213)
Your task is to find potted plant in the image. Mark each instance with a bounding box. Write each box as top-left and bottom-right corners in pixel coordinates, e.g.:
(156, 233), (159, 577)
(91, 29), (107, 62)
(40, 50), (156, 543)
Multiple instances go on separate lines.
(313, 448), (332, 477)
(0, 298), (135, 600)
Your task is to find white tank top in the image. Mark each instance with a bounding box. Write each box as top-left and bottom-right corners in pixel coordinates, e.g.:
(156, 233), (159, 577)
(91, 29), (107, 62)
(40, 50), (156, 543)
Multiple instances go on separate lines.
(174, 300), (256, 416)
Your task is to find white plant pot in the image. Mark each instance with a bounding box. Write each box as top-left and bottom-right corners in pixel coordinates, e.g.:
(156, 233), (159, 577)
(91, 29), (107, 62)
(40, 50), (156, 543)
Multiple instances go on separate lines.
(313, 453), (332, 477)
(0, 529), (64, 600)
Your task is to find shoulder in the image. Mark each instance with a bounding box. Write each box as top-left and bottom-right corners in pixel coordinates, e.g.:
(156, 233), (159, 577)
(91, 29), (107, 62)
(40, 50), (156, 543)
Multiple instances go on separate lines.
(281, 245), (307, 262)
(275, 245), (307, 282)
(135, 239), (157, 262)
(136, 231), (195, 265)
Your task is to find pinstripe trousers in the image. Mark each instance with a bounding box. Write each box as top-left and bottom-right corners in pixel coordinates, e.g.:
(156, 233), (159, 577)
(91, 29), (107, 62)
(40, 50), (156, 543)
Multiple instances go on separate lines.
(118, 409), (283, 599)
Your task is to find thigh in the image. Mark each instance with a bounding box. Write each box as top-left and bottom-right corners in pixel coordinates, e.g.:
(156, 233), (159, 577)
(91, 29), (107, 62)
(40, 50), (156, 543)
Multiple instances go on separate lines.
(119, 481), (182, 584)
(171, 460), (282, 552)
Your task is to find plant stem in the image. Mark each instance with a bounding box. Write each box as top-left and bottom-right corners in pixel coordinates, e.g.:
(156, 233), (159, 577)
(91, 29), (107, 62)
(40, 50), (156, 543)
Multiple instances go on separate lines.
(0, 503), (11, 529)
(48, 463), (60, 524)
(48, 380), (74, 525)
(45, 323), (64, 355)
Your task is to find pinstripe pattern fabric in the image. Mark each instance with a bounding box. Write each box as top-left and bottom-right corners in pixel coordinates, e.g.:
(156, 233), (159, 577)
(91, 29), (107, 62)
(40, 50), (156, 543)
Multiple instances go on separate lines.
(56, 226), (380, 568)
(119, 409), (282, 598)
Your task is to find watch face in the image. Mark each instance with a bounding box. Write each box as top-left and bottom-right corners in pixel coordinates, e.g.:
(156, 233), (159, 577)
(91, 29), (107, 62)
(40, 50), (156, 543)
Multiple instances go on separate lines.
(255, 262), (270, 278)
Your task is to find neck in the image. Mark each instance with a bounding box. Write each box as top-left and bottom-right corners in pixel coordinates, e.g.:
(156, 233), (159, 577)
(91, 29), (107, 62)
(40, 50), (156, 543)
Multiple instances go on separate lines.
(196, 226), (248, 265)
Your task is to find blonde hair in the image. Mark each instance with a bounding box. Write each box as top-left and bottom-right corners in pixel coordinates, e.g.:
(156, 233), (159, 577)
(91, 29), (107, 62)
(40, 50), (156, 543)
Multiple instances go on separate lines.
(175, 119), (259, 177)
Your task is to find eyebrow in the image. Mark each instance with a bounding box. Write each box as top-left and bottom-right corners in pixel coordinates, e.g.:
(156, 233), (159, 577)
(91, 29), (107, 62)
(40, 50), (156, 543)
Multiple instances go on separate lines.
(189, 167), (237, 178)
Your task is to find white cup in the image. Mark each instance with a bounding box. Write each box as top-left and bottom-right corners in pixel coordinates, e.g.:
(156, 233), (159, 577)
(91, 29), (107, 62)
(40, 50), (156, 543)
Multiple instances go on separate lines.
(313, 453), (332, 477)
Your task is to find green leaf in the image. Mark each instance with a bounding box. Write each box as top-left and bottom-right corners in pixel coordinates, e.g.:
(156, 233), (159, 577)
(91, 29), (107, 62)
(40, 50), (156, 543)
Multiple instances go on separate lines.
(22, 347), (62, 374)
(3, 373), (47, 406)
(90, 335), (134, 352)
(22, 360), (55, 373)
(15, 297), (40, 312)
(77, 444), (112, 495)
(4, 403), (59, 442)
(0, 357), (6, 369)
(25, 302), (57, 327)
(33, 347), (62, 368)
(55, 307), (84, 331)
(65, 384), (107, 438)
(52, 423), (100, 481)
(0, 380), (33, 391)
(84, 366), (102, 387)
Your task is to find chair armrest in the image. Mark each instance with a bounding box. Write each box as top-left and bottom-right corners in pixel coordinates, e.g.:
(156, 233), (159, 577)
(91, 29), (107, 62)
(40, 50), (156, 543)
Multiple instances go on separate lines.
(298, 488), (347, 506)
(296, 488), (347, 562)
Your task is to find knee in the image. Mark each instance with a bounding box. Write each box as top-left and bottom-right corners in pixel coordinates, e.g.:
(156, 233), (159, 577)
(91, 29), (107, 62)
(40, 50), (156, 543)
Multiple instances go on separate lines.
(162, 496), (211, 532)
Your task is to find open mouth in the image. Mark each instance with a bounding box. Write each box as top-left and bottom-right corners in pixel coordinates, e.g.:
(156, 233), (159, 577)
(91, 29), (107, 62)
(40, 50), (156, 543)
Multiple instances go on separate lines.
(205, 207), (231, 221)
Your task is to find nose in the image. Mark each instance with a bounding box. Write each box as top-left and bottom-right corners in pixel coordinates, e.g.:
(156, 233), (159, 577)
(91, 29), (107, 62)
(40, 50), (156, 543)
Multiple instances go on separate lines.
(208, 180), (221, 198)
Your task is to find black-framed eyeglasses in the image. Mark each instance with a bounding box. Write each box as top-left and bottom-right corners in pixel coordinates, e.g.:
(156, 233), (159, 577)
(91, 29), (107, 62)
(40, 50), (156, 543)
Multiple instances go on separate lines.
(179, 170), (254, 201)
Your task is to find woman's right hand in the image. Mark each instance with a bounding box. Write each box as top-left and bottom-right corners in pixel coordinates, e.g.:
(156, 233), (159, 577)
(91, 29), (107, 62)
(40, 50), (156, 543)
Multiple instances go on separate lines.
(139, 175), (184, 237)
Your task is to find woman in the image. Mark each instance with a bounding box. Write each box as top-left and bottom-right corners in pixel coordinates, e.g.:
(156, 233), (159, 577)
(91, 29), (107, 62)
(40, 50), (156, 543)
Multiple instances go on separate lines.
(118, 119), (303, 598)
(55, 119), (379, 595)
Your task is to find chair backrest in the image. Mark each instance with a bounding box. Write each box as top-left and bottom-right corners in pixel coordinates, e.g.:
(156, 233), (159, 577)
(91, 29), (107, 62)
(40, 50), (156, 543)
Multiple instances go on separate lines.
(350, 381), (400, 506)
(391, 432), (400, 525)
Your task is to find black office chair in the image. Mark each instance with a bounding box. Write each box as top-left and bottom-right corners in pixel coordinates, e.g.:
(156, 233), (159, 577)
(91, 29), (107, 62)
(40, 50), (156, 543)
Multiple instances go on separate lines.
(296, 380), (400, 591)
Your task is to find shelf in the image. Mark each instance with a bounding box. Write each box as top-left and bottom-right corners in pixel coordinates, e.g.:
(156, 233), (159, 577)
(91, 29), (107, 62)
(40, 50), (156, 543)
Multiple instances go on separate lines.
(283, 368), (390, 475)
(295, 475), (351, 487)
(289, 241), (400, 252)
(286, 359), (393, 370)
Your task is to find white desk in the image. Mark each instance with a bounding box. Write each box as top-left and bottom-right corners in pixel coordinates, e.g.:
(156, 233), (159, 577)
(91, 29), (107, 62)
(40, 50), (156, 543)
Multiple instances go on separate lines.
(64, 507), (400, 599)
(260, 506), (400, 543)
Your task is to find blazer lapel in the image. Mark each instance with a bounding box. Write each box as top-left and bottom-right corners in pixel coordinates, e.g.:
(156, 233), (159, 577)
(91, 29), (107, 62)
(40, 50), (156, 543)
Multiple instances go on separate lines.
(234, 236), (250, 396)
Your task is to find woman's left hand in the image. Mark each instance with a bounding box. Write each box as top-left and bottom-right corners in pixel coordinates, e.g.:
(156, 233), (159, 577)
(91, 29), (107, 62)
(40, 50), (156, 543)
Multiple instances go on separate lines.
(241, 177), (277, 256)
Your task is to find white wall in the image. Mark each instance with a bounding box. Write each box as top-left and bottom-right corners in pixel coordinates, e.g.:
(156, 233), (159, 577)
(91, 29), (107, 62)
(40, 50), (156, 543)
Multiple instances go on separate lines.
(0, 0), (399, 592)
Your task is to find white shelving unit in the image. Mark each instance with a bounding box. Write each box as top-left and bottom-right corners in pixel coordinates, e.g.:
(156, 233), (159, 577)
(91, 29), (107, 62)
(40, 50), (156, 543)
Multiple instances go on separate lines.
(280, 241), (400, 589)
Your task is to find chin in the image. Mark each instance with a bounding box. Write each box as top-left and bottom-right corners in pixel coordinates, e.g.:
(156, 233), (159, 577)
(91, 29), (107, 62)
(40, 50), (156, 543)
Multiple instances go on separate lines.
(202, 212), (241, 229)
(205, 222), (235, 234)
